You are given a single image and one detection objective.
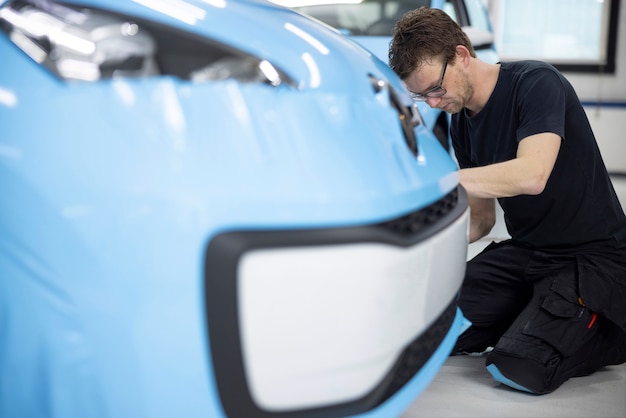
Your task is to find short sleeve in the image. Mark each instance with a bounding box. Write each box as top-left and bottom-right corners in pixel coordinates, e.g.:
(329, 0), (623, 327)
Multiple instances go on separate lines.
(515, 68), (566, 142)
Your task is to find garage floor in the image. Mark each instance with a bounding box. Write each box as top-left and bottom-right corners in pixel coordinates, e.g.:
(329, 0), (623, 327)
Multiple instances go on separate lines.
(402, 356), (626, 418)
(401, 177), (626, 418)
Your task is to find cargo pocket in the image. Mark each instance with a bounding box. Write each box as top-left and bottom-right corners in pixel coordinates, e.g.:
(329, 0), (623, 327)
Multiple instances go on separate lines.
(522, 279), (598, 358)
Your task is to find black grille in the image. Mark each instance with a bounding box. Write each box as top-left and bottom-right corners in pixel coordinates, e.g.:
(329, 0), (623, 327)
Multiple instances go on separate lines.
(382, 188), (459, 235)
(379, 300), (457, 403)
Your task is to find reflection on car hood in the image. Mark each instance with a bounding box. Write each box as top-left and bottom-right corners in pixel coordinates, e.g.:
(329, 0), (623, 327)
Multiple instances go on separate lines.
(70, 0), (398, 92)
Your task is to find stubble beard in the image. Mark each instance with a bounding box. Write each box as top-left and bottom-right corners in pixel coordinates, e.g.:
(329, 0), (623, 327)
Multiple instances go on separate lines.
(444, 72), (474, 115)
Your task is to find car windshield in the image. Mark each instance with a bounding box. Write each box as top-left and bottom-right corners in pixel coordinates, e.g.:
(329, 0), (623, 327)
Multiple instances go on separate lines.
(289, 0), (431, 36)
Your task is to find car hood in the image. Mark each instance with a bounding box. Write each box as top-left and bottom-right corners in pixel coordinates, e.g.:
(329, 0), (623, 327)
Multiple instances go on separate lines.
(0, 0), (459, 230)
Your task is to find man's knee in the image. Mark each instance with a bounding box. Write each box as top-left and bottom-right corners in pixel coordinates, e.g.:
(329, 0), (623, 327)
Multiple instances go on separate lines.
(483, 274), (602, 394)
(484, 316), (626, 395)
(485, 349), (561, 394)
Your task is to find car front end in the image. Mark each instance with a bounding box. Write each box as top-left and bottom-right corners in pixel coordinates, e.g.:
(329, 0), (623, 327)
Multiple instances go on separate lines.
(0, 0), (469, 417)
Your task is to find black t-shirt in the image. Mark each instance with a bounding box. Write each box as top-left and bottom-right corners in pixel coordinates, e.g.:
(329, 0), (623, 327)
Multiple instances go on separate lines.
(451, 60), (626, 252)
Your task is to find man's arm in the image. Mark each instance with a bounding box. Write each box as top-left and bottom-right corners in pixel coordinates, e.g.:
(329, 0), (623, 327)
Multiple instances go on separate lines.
(467, 195), (496, 243)
(459, 132), (562, 199)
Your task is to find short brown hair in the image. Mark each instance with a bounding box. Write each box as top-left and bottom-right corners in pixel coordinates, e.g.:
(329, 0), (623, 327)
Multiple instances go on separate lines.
(389, 7), (475, 79)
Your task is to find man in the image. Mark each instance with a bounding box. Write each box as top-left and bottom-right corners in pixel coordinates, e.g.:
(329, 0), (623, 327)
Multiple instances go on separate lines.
(389, 7), (626, 394)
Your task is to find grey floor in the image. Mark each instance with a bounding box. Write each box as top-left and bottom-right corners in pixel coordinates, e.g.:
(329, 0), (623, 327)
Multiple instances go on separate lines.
(401, 177), (626, 418)
(402, 356), (626, 418)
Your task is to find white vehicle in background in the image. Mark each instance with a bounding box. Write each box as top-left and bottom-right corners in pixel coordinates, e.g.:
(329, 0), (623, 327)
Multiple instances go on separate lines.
(277, 0), (498, 65)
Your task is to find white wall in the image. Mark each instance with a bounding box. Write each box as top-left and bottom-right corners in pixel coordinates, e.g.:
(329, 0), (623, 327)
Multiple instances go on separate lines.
(561, 0), (626, 103)
(487, 0), (626, 101)
(571, 0), (626, 176)
(585, 106), (626, 173)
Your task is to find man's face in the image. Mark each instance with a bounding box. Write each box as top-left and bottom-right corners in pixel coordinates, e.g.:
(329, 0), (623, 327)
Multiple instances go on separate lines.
(403, 59), (470, 114)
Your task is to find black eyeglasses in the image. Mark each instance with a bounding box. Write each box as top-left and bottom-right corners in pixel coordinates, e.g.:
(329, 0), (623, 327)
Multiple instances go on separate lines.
(411, 60), (448, 102)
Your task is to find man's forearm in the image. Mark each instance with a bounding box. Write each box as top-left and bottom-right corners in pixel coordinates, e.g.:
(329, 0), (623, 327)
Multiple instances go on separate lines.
(469, 215), (493, 243)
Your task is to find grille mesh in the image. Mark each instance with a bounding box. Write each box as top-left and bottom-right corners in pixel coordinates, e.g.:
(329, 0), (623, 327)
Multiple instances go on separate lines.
(381, 188), (459, 235)
(379, 300), (457, 403)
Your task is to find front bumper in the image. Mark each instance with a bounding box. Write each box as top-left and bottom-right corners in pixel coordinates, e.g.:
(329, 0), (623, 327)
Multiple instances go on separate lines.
(205, 187), (469, 417)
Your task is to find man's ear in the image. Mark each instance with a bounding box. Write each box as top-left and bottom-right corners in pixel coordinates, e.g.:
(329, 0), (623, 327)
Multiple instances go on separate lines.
(455, 45), (471, 67)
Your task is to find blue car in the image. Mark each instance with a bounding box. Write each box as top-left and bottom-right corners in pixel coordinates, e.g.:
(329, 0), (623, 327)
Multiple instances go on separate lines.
(0, 0), (469, 417)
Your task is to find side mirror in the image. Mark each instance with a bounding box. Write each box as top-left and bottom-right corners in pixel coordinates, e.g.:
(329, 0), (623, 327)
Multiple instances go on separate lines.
(462, 26), (494, 49)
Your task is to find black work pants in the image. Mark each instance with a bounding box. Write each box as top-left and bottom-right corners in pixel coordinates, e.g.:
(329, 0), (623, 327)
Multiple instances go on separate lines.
(455, 240), (626, 394)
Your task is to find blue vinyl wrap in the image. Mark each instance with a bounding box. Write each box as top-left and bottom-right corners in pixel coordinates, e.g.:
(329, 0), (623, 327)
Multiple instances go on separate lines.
(0, 0), (463, 416)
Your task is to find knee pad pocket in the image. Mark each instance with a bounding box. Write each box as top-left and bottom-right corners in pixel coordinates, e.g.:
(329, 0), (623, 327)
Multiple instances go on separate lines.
(522, 279), (598, 357)
(485, 350), (557, 394)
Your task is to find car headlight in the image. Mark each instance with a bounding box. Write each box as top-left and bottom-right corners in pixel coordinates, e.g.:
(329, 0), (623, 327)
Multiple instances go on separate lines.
(0, 0), (296, 86)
